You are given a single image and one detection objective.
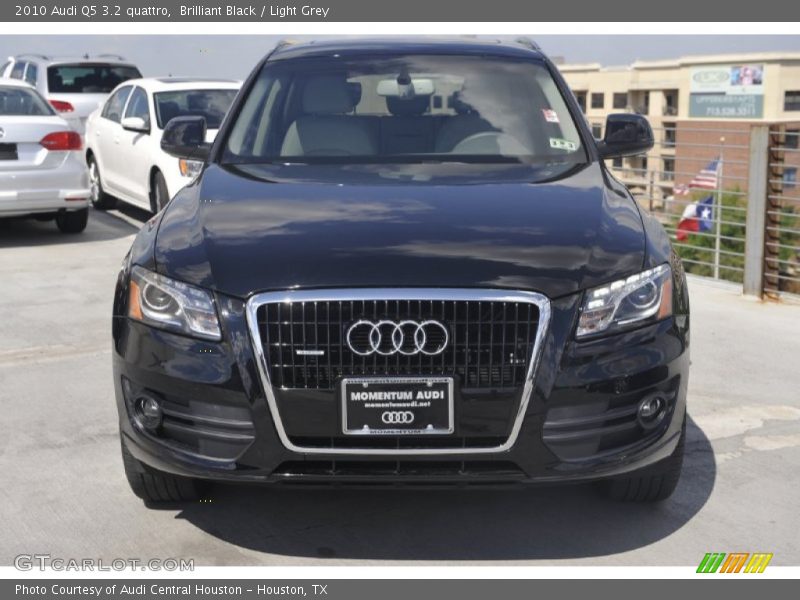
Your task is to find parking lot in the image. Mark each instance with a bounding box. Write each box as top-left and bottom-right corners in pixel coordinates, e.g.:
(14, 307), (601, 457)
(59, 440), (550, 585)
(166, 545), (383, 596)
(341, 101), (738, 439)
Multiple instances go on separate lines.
(1, 207), (799, 566)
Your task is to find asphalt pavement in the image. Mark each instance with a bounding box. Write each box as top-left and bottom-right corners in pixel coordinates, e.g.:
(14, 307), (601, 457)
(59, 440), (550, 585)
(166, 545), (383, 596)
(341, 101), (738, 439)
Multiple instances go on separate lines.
(1, 207), (798, 566)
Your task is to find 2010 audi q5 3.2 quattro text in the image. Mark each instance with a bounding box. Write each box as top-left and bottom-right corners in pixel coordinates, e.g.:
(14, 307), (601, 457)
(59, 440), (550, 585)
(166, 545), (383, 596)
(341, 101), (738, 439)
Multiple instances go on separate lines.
(112, 38), (690, 504)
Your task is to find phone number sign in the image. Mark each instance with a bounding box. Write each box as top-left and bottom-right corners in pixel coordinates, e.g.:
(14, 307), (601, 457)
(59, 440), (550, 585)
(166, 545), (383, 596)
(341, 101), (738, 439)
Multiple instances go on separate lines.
(689, 64), (765, 119)
(689, 93), (764, 119)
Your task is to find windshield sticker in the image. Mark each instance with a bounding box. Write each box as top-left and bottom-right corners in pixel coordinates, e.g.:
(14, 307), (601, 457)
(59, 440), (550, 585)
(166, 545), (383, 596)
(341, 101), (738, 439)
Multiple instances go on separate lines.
(542, 109), (560, 123)
(549, 137), (578, 151)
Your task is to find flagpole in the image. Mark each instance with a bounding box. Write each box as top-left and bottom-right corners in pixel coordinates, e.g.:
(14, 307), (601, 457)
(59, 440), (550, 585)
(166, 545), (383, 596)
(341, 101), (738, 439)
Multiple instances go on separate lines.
(714, 138), (724, 280)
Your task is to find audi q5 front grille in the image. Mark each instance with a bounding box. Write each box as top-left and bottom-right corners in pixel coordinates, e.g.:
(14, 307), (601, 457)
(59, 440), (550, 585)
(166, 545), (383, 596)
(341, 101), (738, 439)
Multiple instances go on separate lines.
(255, 297), (540, 390)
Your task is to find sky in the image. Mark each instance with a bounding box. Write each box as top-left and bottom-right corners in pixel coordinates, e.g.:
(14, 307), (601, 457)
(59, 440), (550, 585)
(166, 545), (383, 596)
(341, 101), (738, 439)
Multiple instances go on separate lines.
(1, 35), (799, 79)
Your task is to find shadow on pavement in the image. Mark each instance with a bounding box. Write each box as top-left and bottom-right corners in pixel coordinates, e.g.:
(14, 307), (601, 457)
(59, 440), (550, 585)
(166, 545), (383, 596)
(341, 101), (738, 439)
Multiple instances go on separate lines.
(172, 416), (715, 561)
(0, 205), (148, 248)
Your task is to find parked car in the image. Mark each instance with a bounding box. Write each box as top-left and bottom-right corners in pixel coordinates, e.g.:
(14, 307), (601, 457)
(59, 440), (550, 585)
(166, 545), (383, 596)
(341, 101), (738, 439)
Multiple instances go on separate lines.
(113, 38), (690, 504)
(0, 79), (90, 233)
(85, 77), (240, 214)
(1, 54), (141, 133)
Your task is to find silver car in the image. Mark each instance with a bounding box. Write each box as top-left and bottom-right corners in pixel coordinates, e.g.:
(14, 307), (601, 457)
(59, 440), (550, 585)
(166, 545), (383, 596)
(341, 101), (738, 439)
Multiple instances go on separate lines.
(0, 79), (91, 233)
(1, 54), (142, 134)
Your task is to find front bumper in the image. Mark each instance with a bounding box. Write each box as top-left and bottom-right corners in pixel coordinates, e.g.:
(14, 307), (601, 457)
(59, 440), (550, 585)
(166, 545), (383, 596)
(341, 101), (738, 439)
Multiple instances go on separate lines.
(113, 280), (689, 486)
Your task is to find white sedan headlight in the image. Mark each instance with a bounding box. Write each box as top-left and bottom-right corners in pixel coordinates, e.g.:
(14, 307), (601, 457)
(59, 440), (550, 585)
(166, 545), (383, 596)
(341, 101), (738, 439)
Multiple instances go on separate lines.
(576, 264), (673, 338)
(128, 266), (221, 341)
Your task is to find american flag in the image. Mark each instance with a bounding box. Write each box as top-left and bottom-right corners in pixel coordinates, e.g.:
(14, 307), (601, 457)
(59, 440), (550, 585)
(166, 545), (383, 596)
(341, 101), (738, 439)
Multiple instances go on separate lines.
(675, 158), (720, 196)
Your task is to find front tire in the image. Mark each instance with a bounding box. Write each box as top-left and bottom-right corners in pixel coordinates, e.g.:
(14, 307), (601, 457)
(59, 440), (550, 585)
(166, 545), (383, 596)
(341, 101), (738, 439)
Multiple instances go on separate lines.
(55, 208), (88, 234)
(121, 438), (208, 503)
(597, 420), (685, 502)
(88, 156), (116, 210)
(150, 171), (169, 214)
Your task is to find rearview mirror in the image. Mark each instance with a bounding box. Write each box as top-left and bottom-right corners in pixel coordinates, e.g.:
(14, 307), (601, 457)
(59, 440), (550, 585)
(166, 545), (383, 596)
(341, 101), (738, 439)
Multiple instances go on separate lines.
(160, 116), (210, 161)
(377, 78), (435, 97)
(597, 114), (654, 159)
(121, 116), (149, 133)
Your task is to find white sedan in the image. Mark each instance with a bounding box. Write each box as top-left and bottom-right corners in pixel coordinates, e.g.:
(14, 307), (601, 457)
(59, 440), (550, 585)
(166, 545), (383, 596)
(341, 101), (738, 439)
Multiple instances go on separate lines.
(0, 79), (90, 233)
(85, 77), (240, 213)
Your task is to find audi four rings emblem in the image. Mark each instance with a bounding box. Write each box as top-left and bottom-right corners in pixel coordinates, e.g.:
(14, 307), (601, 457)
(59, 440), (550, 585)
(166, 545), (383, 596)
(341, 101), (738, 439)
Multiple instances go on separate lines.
(346, 319), (449, 356)
(381, 411), (415, 424)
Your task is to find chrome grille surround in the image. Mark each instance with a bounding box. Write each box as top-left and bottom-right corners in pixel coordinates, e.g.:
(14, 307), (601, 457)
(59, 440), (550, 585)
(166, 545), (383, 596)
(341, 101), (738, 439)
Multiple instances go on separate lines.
(245, 288), (551, 455)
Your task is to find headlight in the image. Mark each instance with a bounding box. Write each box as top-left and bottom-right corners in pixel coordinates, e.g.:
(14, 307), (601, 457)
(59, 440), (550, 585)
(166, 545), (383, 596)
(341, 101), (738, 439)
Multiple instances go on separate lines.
(576, 264), (673, 338)
(178, 158), (203, 178)
(128, 266), (221, 341)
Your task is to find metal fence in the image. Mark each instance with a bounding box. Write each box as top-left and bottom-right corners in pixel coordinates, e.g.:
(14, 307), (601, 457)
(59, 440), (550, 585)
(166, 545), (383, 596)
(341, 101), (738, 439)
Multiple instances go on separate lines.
(606, 123), (800, 300)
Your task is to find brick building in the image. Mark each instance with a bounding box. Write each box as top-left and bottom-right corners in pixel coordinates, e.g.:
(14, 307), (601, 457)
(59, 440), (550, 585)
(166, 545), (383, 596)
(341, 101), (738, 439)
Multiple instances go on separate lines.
(559, 52), (800, 203)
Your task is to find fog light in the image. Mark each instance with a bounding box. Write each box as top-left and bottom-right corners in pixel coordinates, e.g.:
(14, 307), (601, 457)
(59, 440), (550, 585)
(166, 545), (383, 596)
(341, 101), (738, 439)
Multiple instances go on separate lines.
(135, 395), (163, 430)
(637, 395), (666, 429)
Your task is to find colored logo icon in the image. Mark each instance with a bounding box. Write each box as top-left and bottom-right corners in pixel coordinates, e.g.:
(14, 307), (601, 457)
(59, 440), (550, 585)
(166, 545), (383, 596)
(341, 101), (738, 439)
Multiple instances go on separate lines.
(697, 552), (773, 573)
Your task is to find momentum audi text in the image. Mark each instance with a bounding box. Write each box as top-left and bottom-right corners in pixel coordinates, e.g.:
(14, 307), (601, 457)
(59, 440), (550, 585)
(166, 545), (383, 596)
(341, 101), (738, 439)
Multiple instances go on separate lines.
(113, 38), (690, 504)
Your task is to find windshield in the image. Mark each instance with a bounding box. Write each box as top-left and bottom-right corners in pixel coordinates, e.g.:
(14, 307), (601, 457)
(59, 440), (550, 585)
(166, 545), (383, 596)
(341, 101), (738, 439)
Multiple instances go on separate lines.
(46, 63), (142, 94)
(153, 89), (238, 129)
(222, 54), (585, 165)
(0, 85), (55, 116)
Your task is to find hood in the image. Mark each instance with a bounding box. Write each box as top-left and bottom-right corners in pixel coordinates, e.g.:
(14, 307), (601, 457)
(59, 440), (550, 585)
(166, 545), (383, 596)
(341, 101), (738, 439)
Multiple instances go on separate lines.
(153, 161), (645, 299)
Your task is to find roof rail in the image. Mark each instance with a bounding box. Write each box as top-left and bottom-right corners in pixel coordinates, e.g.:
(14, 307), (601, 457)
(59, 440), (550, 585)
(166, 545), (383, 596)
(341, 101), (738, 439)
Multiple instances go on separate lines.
(264, 38), (299, 61)
(95, 53), (128, 61)
(15, 53), (50, 61)
(272, 39), (299, 51)
(514, 37), (541, 51)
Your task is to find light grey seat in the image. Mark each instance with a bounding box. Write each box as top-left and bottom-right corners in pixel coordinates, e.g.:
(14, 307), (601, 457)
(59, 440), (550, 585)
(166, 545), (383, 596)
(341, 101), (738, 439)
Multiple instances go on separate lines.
(434, 88), (499, 153)
(281, 76), (377, 157)
(435, 114), (496, 153)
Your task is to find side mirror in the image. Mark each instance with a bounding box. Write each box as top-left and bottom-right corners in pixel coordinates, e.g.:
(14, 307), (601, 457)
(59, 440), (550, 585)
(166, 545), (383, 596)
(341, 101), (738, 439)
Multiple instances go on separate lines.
(597, 114), (654, 159)
(121, 116), (149, 133)
(160, 116), (210, 161)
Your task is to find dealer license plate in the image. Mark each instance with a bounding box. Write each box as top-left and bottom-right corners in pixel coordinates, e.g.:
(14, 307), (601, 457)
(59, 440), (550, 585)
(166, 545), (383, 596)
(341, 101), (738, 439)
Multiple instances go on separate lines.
(341, 377), (454, 435)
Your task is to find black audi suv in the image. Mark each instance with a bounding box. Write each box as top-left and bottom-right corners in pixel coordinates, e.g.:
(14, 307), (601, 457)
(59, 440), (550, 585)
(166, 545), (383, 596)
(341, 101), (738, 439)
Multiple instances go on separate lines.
(113, 38), (690, 504)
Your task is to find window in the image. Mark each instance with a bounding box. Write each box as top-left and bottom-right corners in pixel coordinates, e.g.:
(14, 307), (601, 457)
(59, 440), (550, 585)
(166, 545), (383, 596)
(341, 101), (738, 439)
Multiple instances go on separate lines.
(663, 158), (675, 181)
(785, 130), (799, 150)
(0, 84), (54, 116)
(591, 92), (604, 109)
(47, 63), (141, 94)
(663, 91), (678, 116)
(153, 89), (238, 129)
(785, 91), (800, 112)
(613, 93), (627, 109)
(591, 123), (602, 139)
(612, 156), (623, 168)
(784, 167), (797, 189)
(101, 85), (132, 123)
(574, 91), (587, 113)
(224, 54), (587, 164)
(640, 91), (650, 115)
(664, 122), (676, 147)
(124, 87), (150, 128)
(10, 61), (26, 80)
(24, 63), (38, 86)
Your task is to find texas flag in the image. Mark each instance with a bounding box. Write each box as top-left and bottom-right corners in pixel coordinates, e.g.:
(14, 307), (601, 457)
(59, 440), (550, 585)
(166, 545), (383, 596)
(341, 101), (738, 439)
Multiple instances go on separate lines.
(676, 196), (714, 241)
